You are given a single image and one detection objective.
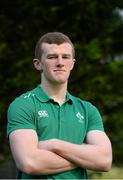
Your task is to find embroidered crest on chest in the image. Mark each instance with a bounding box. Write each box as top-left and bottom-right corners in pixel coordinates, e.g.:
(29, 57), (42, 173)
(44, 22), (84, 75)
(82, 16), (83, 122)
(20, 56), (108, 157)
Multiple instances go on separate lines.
(76, 112), (84, 123)
(38, 110), (49, 118)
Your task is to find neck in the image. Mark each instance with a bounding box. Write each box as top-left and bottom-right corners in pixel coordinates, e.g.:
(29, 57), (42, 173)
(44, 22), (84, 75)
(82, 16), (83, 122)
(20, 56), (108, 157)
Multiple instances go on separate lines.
(41, 80), (68, 105)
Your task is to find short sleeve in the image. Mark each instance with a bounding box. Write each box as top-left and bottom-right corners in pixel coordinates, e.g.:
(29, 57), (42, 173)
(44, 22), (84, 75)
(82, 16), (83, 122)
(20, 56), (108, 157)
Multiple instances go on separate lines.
(7, 98), (36, 137)
(86, 102), (104, 132)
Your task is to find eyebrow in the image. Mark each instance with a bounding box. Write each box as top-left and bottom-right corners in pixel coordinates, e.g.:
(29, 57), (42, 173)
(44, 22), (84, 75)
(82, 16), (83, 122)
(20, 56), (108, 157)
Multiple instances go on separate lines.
(47, 53), (71, 57)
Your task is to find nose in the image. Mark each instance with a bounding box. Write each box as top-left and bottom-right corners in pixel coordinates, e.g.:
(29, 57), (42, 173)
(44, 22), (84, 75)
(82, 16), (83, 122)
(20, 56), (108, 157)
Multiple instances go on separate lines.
(56, 56), (64, 66)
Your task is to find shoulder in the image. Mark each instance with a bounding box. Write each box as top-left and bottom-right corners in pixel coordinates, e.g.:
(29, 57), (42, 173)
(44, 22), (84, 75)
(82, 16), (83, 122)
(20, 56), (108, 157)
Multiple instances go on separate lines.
(70, 94), (104, 131)
(7, 89), (38, 136)
(71, 94), (96, 110)
(8, 88), (37, 112)
(70, 94), (102, 117)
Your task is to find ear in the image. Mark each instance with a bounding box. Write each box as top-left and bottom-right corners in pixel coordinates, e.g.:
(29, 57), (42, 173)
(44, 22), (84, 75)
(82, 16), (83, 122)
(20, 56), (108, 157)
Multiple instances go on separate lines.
(33, 58), (42, 71)
(70, 58), (76, 70)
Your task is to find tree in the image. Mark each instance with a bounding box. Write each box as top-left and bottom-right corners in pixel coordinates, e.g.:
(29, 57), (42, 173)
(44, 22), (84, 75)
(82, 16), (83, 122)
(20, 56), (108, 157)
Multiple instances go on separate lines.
(0, 0), (123, 165)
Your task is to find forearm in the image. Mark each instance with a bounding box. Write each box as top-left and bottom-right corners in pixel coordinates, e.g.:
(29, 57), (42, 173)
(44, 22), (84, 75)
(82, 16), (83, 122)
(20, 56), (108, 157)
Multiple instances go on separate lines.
(51, 140), (112, 171)
(9, 130), (76, 175)
(22, 148), (76, 175)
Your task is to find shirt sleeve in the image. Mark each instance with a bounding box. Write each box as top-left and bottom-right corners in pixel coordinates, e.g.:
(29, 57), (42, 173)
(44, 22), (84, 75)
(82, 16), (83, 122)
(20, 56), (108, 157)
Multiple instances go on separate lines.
(86, 102), (104, 132)
(7, 98), (36, 137)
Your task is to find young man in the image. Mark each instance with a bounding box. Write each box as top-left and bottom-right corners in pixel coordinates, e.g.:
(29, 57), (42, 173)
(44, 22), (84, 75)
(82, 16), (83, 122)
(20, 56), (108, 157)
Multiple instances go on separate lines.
(7, 32), (112, 179)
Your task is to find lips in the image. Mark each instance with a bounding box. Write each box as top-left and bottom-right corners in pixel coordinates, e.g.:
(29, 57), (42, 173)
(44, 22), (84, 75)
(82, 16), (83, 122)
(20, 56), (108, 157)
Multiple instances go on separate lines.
(53, 70), (66, 72)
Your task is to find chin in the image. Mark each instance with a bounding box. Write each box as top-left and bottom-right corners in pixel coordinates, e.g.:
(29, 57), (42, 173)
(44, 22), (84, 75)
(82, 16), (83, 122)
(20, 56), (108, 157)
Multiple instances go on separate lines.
(54, 79), (67, 84)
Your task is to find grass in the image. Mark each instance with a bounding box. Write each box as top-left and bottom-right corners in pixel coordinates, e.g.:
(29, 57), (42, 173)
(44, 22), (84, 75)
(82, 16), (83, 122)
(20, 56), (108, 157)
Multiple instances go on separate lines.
(88, 166), (123, 179)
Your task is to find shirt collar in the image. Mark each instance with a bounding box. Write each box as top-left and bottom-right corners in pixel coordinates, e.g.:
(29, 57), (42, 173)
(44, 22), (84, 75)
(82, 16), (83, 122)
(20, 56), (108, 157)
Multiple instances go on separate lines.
(32, 85), (73, 105)
(32, 85), (50, 102)
(65, 92), (73, 105)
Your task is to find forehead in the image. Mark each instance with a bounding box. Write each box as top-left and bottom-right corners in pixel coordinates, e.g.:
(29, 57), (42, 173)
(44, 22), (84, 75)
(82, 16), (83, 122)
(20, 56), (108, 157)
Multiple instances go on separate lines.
(41, 43), (73, 55)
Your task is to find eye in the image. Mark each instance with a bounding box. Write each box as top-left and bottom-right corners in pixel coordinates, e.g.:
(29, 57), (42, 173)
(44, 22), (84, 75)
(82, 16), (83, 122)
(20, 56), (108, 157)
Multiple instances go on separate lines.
(63, 55), (71, 60)
(48, 56), (54, 59)
(47, 55), (57, 60)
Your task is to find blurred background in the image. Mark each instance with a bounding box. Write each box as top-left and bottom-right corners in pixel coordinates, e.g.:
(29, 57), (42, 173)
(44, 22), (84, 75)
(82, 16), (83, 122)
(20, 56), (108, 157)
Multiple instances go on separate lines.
(0, 0), (123, 178)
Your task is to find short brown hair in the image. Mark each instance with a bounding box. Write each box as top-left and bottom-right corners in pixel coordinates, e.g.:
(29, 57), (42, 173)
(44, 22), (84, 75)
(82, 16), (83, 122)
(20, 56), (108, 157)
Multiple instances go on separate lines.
(34, 32), (75, 60)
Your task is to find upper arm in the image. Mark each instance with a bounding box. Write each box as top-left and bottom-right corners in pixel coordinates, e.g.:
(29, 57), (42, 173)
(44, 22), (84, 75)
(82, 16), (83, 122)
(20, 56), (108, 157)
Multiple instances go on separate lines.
(85, 130), (112, 156)
(85, 102), (112, 154)
(7, 98), (40, 172)
(9, 129), (38, 169)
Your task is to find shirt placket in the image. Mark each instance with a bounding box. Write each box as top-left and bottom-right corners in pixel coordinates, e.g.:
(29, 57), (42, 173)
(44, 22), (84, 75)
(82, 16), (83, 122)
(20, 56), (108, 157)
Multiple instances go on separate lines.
(57, 105), (65, 138)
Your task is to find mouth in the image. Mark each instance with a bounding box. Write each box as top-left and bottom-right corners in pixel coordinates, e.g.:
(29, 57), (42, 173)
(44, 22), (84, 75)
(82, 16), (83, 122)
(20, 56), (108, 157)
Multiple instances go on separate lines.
(53, 70), (66, 72)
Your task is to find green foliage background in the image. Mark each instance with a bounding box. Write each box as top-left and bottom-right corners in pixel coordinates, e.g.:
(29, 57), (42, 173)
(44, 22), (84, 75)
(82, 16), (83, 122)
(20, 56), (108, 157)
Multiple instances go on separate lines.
(0, 0), (123, 167)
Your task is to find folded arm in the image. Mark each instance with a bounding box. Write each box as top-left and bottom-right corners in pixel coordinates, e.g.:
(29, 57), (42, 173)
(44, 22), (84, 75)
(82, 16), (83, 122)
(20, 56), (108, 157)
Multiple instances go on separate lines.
(39, 130), (112, 171)
(9, 129), (76, 175)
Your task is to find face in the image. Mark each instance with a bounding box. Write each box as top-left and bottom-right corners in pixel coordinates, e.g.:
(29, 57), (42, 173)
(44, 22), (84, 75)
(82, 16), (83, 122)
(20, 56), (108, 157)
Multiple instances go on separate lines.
(35, 42), (75, 85)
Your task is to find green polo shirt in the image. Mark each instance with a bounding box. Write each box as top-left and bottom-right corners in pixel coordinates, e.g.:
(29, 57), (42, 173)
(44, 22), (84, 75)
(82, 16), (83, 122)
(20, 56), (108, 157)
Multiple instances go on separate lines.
(7, 85), (104, 179)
